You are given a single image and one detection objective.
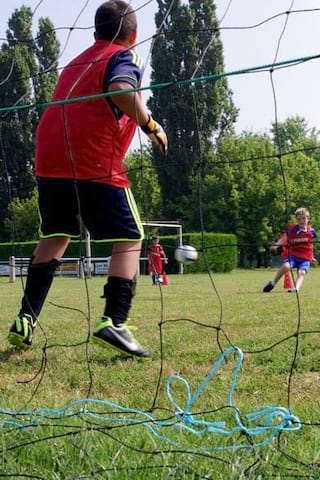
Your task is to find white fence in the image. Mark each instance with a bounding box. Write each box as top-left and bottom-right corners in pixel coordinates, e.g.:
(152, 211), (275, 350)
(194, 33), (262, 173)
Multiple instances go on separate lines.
(0, 256), (151, 282)
(0, 257), (111, 282)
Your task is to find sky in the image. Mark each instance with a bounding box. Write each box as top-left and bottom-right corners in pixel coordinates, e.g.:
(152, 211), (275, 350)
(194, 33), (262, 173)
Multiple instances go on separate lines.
(1, 0), (320, 147)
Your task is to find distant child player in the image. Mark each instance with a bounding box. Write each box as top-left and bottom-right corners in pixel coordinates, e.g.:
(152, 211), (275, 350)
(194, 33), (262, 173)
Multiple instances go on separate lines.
(263, 207), (317, 293)
(8, 0), (168, 357)
(147, 236), (168, 285)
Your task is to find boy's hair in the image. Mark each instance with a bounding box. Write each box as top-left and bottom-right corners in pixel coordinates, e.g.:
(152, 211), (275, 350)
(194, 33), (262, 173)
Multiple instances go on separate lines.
(151, 236), (159, 241)
(95, 0), (137, 42)
(295, 207), (310, 218)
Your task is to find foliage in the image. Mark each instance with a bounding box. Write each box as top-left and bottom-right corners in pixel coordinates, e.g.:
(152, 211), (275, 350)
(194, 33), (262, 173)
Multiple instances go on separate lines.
(271, 115), (320, 152)
(184, 232), (237, 272)
(0, 239), (115, 262)
(4, 187), (39, 241)
(0, 6), (59, 241)
(150, 232), (237, 273)
(187, 119), (320, 266)
(148, 0), (237, 220)
(196, 132), (280, 267)
(126, 147), (162, 220)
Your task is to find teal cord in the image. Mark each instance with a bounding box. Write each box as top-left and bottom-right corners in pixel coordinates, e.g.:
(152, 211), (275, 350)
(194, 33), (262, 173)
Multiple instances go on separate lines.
(0, 53), (319, 114)
(0, 346), (301, 451)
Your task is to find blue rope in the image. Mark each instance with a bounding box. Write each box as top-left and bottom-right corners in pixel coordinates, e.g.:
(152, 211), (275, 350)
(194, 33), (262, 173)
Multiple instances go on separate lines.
(0, 346), (301, 451)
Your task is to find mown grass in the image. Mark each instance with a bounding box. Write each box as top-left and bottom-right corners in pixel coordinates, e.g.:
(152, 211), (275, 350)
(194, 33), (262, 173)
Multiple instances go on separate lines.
(0, 269), (320, 479)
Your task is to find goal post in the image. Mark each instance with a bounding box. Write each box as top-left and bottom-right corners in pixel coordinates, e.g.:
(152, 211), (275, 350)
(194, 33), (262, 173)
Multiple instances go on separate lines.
(84, 221), (184, 275)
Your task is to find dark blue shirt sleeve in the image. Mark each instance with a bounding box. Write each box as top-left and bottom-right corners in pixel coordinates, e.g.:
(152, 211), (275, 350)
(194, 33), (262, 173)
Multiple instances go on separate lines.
(104, 49), (144, 120)
(105, 49), (143, 88)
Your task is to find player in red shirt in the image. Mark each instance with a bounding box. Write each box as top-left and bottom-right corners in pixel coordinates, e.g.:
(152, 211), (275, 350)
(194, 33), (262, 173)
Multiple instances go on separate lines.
(8, 0), (168, 357)
(263, 207), (317, 293)
(147, 236), (168, 285)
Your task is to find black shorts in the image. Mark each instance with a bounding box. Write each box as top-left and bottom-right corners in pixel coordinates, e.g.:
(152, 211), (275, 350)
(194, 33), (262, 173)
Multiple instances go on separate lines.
(37, 178), (144, 242)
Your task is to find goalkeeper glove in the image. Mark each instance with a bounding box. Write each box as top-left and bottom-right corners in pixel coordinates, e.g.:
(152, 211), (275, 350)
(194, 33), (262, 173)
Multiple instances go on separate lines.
(141, 115), (168, 155)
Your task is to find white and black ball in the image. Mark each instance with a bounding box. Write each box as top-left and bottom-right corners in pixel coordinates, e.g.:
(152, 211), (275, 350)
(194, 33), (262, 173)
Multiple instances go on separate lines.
(174, 245), (198, 264)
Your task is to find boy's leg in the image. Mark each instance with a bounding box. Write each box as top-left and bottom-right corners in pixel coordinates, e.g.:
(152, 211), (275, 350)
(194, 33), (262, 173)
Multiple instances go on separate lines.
(93, 241), (149, 357)
(273, 263), (290, 284)
(8, 237), (70, 349)
(108, 241), (141, 280)
(83, 184), (147, 356)
(295, 268), (307, 291)
(21, 237), (70, 316)
(263, 262), (290, 292)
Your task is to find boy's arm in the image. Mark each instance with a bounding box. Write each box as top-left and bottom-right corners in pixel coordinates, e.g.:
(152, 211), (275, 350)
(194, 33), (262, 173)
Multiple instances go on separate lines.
(270, 233), (287, 251)
(159, 246), (168, 264)
(108, 81), (148, 124)
(105, 50), (167, 154)
(108, 81), (167, 154)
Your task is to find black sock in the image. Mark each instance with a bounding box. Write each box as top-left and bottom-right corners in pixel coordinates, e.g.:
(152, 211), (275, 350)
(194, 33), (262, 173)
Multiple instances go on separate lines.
(103, 276), (133, 327)
(19, 258), (61, 319)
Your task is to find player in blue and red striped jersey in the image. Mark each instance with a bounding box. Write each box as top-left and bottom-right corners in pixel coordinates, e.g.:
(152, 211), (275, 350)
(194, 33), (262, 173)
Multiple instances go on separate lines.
(263, 207), (317, 293)
(8, 0), (168, 357)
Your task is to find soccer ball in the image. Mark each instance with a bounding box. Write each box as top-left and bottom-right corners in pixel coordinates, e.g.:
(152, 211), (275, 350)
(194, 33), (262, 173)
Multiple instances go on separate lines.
(174, 245), (198, 264)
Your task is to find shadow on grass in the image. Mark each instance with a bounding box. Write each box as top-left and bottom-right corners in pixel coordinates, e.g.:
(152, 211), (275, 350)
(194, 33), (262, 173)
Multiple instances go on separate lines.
(0, 347), (29, 362)
(237, 290), (289, 295)
(91, 350), (147, 366)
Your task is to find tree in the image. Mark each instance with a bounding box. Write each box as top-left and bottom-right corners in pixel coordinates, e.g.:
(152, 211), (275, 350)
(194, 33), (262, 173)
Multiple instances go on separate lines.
(4, 187), (39, 241)
(189, 125), (320, 267)
(34, 17), (60, 111)
(148, 0), (237, 220)
(126, 147), (162, 220)
(271, 116), (320, 151)
(0, 6), (59, 241)
(271, 116), (320, 174)
(192, 132), (278, 266)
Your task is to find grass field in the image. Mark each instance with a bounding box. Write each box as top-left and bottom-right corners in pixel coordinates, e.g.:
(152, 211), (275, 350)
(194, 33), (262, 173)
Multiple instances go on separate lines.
(0, 269), (320, 479)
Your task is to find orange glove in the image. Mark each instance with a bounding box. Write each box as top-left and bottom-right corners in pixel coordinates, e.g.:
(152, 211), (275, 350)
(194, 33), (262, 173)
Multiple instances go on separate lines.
(141, 115), (168, 155)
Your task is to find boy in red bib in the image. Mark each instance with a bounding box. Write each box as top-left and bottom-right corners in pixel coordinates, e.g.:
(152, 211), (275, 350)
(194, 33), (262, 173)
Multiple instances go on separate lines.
(8, 0), (168, 357)
(263, 207), (317, 293)
(147, 236), (168, 285)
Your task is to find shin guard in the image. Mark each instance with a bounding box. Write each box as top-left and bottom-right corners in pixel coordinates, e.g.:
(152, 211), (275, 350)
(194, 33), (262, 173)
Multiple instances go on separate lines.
(20, 258), (61, 319)
(103, 276), (133, 326)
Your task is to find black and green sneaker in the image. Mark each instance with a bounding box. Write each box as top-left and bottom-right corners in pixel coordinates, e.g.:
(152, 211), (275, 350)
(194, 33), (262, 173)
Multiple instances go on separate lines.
(92, 317), (149, 357)
(8, 314), (36, 350)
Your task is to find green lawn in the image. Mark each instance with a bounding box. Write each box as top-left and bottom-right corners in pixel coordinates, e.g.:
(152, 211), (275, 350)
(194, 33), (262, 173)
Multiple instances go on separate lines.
(0, 269), (320, 479)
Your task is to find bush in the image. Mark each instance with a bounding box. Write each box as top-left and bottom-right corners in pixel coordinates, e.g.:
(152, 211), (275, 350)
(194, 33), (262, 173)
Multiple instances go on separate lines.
(0, 240), (114, 261)
(151, 232), (237, 273)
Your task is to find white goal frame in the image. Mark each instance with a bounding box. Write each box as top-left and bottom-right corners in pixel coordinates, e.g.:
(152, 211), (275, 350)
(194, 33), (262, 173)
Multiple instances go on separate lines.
(142, 220), (184, 274)
(85, 221), (184, 276)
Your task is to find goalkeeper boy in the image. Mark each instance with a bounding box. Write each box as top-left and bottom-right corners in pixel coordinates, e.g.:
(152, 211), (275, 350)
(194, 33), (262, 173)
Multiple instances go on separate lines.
(8, 0), (167, 357)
